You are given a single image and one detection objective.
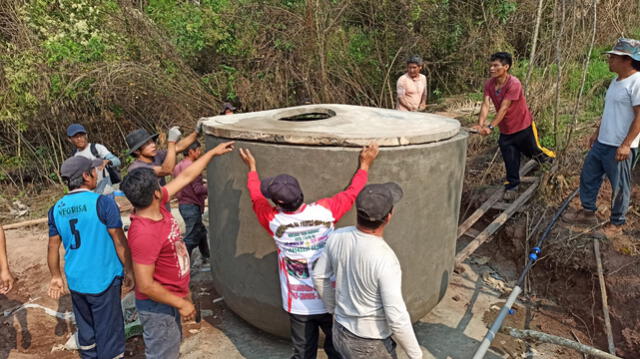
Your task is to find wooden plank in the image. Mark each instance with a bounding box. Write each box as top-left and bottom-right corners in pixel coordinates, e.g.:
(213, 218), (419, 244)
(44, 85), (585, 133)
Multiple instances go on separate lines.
(502, 327), (622, 359)
(461, 228), (481, 238)
(455, 178), (540, 265)
(520, 176), (537, 183)
(457, 187), (504, 238)
(456, 160), (538, 238)
(4, 197), (135, 230)
(3, 217), (48, 230)
(491, 202), (510, 210)
(594, 239), (616, 355)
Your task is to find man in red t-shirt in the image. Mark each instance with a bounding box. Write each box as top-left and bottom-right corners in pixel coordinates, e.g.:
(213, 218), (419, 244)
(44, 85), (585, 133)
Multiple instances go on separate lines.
(473, 52), (555, 200)
(121, 140), (234, 359)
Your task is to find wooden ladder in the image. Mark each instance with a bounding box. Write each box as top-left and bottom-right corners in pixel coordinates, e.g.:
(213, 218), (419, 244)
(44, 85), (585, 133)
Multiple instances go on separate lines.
(455, 160), (540, 265)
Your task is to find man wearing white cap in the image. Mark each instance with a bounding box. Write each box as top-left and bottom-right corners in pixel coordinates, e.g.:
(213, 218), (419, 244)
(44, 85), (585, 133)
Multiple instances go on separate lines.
(564, 38), (640, 237)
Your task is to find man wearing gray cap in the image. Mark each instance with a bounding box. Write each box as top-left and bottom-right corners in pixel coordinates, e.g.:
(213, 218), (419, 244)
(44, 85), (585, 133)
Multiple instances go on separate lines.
(312, 183), (422, 359)
(564, 38), (640, 238)
(47, 156), (134, 359)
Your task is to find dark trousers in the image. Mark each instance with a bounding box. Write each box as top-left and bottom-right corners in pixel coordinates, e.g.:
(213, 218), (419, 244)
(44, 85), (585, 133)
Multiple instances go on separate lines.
(499, 125), (549, 189)
(136, 299), (182, 359)
(332, 321), (397, 359)
(289, 313), (342, 359)
(70, 277), (125, 359)
(179, 204), (210, 259)
(579, 141), (637, 225)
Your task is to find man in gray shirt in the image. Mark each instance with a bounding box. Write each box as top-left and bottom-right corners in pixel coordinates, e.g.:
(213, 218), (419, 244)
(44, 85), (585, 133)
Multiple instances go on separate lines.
(563, 38), (640, 238)
(312, 183), (422, 359)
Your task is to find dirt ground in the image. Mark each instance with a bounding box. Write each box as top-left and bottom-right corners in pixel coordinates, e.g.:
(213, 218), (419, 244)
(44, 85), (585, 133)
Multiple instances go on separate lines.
(0, 218), (610, 359)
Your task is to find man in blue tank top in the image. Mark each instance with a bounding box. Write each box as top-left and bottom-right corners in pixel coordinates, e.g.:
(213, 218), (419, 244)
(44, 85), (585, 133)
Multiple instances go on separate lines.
(47, 156), (134, 359)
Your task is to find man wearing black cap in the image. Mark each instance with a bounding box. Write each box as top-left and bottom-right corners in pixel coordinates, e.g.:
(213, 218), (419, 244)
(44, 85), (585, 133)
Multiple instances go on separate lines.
(47, 156), (134, 359)
(126, 125), (199, 187)
(239, 144), (379, 359)
(220, 102), (236, 115)
(312, 183), (422, 359)
(67, 123), (121, 194)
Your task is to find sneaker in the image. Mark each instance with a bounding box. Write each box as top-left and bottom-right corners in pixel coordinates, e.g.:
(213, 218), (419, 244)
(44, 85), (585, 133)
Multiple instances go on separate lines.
(598, 223), (624, 239)
(562, 208), (598, 226)
(503, 187), (519, 201)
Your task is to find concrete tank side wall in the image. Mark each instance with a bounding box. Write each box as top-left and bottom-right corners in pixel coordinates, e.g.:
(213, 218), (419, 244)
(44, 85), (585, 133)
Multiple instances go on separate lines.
(206, 133), (468, 338)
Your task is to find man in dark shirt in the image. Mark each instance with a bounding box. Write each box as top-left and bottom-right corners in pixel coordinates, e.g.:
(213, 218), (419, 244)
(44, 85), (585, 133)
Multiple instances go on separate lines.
(126, 126), (199, 186)
(173, 141), (209, 261)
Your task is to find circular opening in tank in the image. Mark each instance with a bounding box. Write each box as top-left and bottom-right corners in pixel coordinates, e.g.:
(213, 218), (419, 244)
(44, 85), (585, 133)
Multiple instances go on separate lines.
(278, 109), (336, 122)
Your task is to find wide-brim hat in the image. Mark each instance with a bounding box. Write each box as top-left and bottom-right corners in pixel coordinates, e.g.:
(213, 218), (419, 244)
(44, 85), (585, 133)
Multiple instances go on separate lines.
(605, 38), (640, 61)
(126, 128), (159, 156)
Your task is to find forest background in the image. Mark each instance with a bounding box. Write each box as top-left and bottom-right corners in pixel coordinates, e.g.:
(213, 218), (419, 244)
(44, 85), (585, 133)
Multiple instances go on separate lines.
(0, 0), (639, 190)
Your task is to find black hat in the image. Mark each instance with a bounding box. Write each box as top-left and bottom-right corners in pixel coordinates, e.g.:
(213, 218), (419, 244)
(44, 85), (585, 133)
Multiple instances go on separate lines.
(260, 174), (303, 208)
(220, 102), (237, 114)
(356, 183), (403, 222)
(60, 156), (103, 182)
(126, 128), (158, 156)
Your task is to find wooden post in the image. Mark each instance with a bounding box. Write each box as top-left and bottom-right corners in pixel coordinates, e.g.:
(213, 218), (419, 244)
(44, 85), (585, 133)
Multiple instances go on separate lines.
(594, 238), (616, 355)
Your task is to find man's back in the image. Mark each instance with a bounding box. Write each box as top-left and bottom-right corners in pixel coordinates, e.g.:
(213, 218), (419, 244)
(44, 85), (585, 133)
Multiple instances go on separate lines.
(323, 226), (400, 338)
(48, 190), (123, 294)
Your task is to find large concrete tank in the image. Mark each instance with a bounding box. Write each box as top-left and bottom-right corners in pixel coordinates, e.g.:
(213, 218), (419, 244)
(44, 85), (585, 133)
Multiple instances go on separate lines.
(203, 104), (467, 338)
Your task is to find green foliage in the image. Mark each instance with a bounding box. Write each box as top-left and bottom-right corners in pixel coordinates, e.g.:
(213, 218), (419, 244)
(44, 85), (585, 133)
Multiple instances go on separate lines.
(145, 0), (238, 61)
(492, 0), (518, 24)
(25, 0), (120, 64)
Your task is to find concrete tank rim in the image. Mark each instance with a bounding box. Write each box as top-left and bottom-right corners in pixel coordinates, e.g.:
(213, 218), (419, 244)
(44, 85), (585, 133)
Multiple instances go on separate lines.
(201, 104), (461, 147)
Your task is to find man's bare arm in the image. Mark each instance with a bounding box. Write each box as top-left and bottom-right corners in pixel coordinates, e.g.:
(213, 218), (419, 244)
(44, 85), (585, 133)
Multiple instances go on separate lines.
(175, 131), (198, 153)
(165, 141), (234, 198)
(616, 105), (640, 161)
(107, 228), (135, 290)
(47, 235), (65, 299)
(134, 262), (196, 320)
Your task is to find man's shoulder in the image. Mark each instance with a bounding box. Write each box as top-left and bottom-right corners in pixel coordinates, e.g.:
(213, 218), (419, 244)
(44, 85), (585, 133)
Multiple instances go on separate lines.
(506, 75), (523, 90)
(175, 158), (190, 172)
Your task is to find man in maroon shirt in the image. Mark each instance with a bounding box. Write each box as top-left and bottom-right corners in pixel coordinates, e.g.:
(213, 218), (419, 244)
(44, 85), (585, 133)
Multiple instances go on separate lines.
(120, 140), (234, 359)
(473, 52), (555, 200)
(173, 141), (210, 262)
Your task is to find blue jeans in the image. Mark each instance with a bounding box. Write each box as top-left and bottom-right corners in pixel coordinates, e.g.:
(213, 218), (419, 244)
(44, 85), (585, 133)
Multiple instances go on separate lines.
(136, 299), (182, 359)
(70, 277), (124, 359)
(579, 141), (637, 225)
(179, 204), (210, 259)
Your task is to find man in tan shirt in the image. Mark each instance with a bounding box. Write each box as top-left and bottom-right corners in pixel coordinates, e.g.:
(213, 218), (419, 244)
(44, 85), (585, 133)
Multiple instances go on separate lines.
(396, 56), (427, 112)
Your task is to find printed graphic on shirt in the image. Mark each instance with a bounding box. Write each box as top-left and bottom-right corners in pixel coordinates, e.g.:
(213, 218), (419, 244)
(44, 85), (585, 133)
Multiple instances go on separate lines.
(269, 204), (336, 315)
(169, 216), (190, 278)
(286, 258), (310, 279)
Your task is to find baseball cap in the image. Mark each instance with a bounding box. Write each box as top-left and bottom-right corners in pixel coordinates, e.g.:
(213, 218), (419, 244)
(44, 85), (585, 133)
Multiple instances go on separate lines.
(356, 183), (403, 222)
(605, 38), (640, 61)
(260, 174), (303, 208)
(60, 156), (103, 181)
(221, 102), (237, 114)
(66, 123), (87, 137)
